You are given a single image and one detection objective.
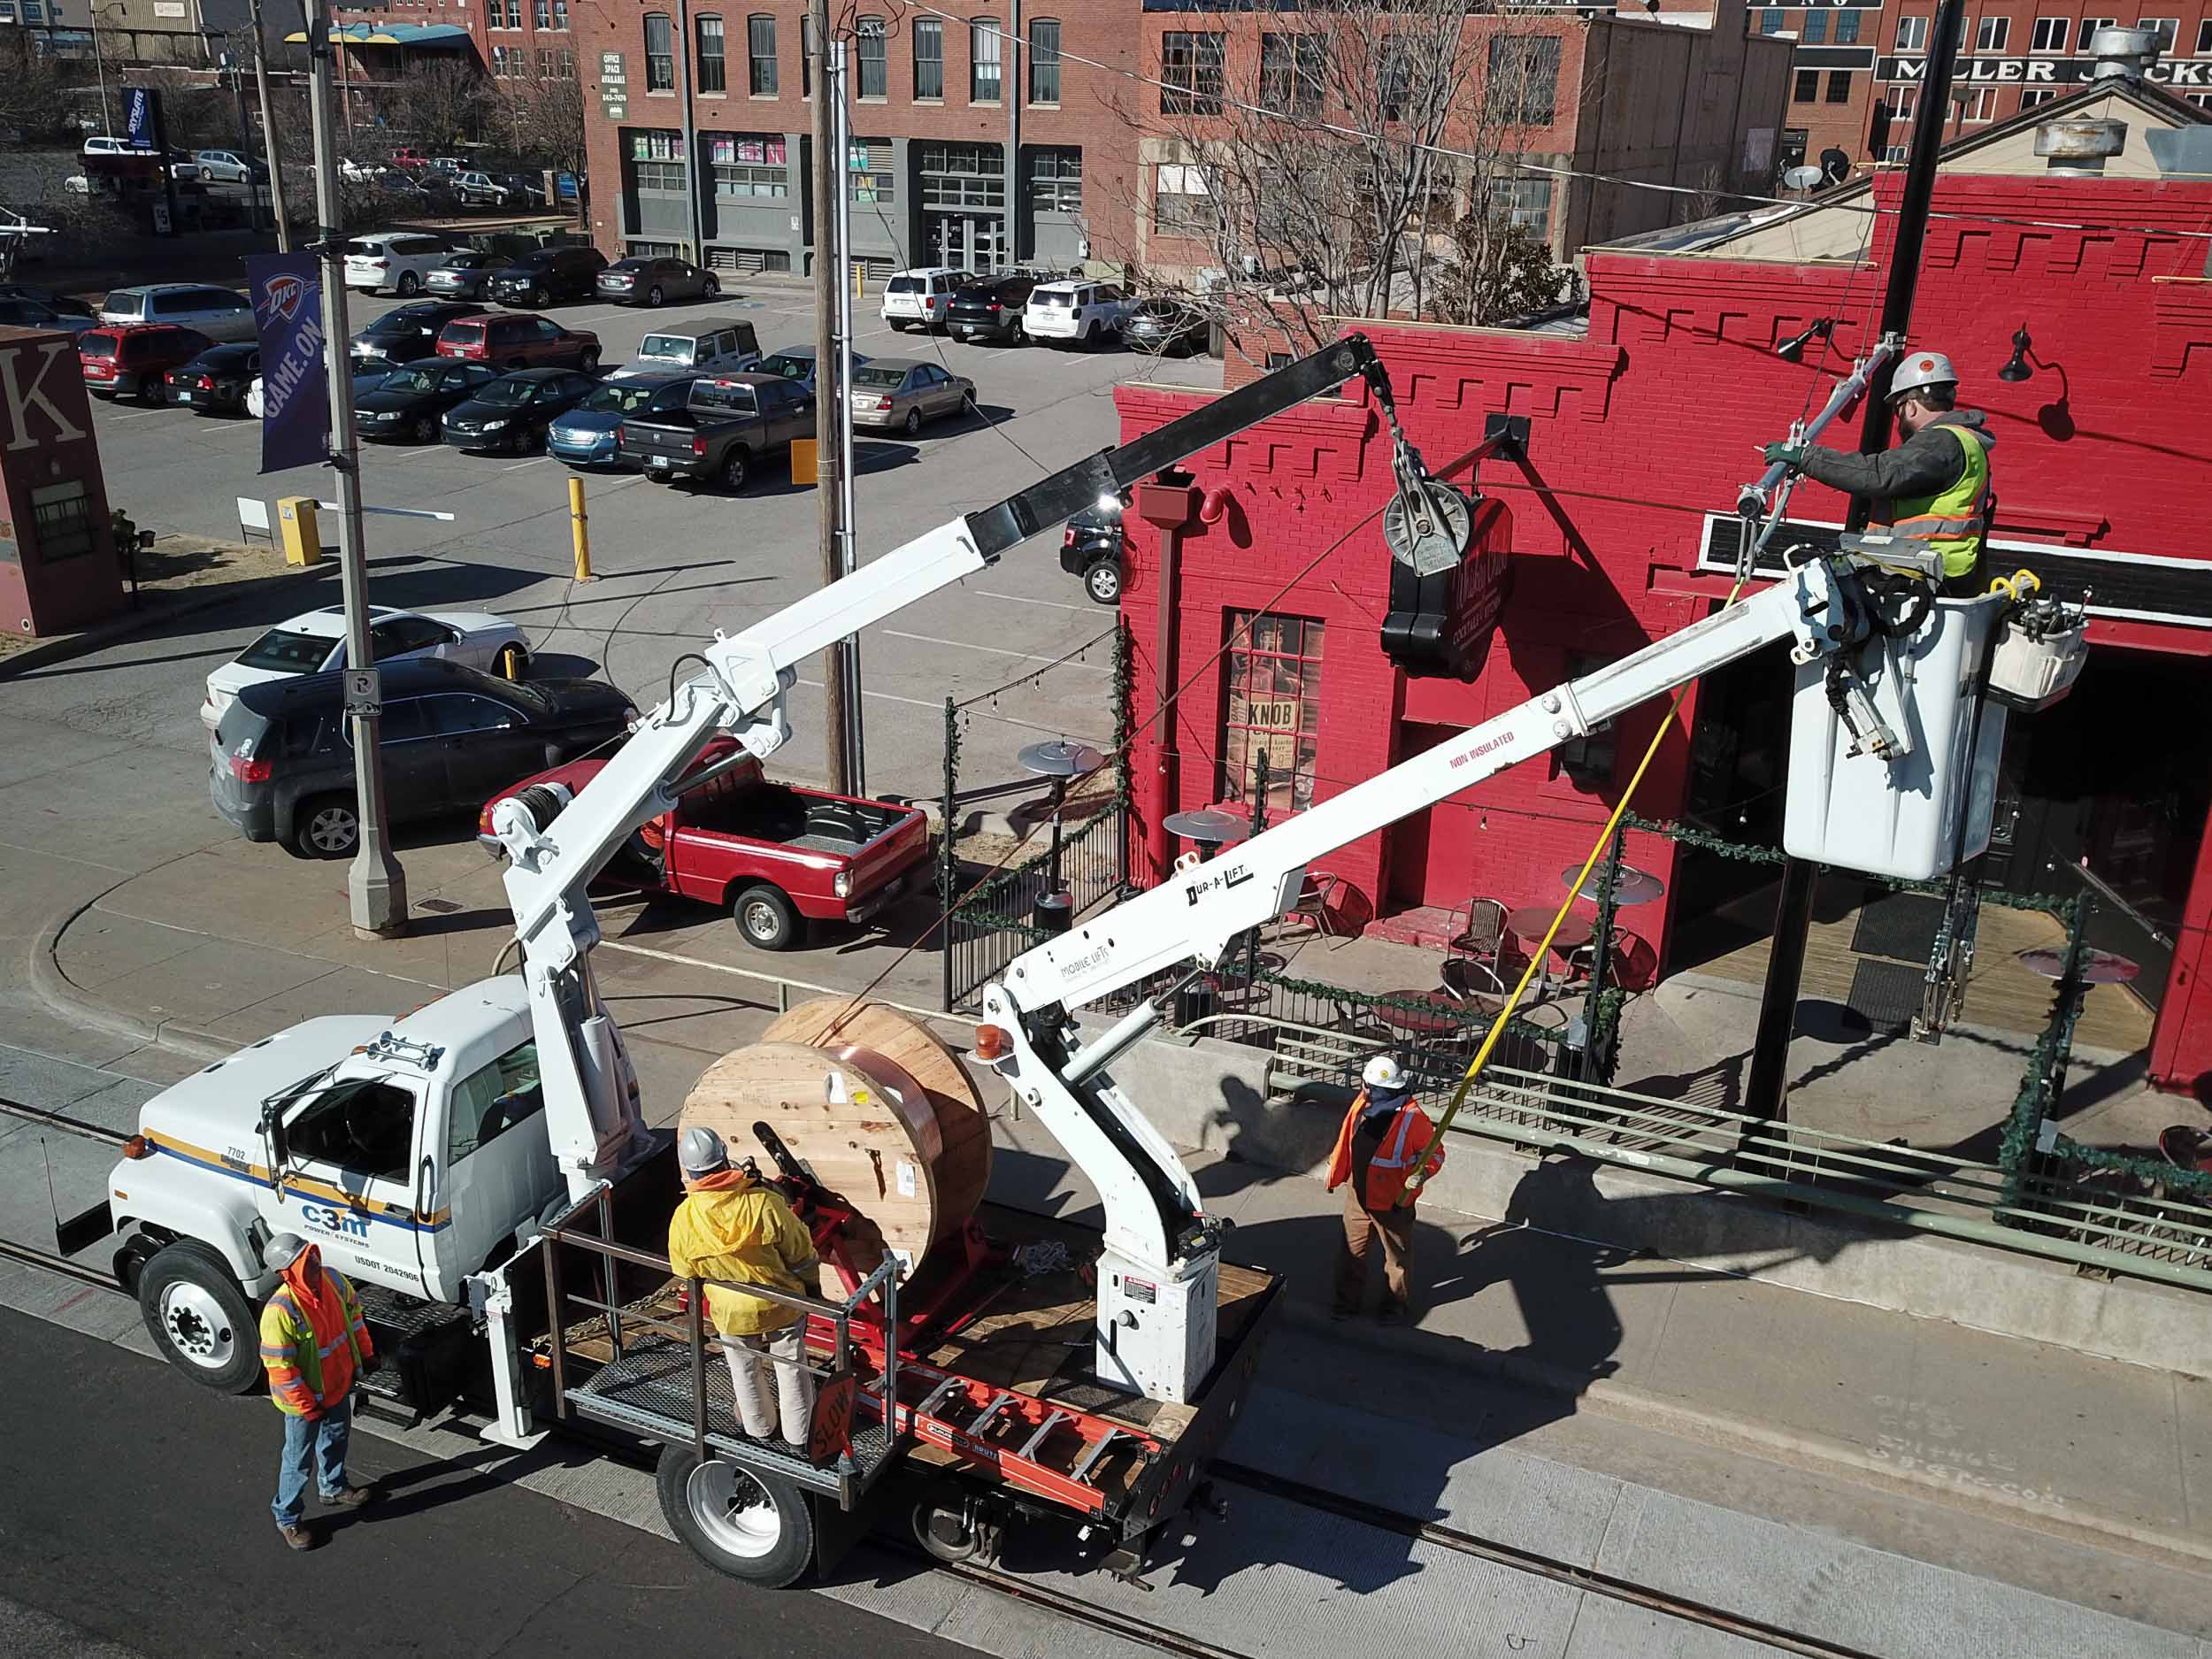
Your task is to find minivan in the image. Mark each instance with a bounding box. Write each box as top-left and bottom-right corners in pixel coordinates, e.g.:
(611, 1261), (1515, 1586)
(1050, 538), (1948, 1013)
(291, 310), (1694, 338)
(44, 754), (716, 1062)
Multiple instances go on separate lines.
(99, 284), (258, 343)
(607, 318), (760, 380)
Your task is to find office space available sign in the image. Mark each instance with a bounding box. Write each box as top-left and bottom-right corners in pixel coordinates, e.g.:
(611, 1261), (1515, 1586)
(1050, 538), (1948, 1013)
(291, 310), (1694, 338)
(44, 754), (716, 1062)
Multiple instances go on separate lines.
(1878, 54), (2212, 85)
(246, 252), (328, 475)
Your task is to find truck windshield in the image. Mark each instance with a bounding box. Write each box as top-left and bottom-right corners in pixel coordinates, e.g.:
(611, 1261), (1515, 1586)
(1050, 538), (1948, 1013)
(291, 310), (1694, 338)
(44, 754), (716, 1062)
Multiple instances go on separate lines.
(235, 628), (333, 672)
(691, 382), (757, 414)
(639, 335), (694, 363)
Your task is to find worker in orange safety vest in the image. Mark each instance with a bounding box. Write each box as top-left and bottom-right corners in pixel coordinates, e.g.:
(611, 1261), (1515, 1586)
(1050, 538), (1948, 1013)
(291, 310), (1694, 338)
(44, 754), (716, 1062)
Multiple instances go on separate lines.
(1325, 1054), (1441, 1325)
(259, 1232), (377, 1551)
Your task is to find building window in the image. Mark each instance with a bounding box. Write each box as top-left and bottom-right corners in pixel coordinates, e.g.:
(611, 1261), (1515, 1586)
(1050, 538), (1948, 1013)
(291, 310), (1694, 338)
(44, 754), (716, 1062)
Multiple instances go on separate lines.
(1835, 11), (1859, 42)
(913, 15), (942, 97)
(29, 481), (94, 565)
(1152, 161), (1216, 236)
(801, 11), (811, 96)
(849, 137), (895, 203)
(918, 142), (1001, 208)
(1961, 84), (1998, 121)
(1824, 69), (1851, 101)
(1802, 10), (1827, 42)
(1378, 35), (1413, 121)
(695, 14), (725, 93)
(532, 0), (546, 27)
(1486, 35), (1559, 126)
(1759, 6), (1783, 31)
(2190, 91), (2212, 108)
(643, 11), (673, 91)
(553, 0), (566, 27)
(628, 128), (686, 190)
(2022, 86), (2060, 106)
(1883, 83), (1917, 120)
(710, 134), (789, 196)
(1161, 30), (1225, 116)
(1976, 15), (2008, 49)
(1793, 67), (1819, 101)
(970, 16), (1001, 102)
(493, 0), (515, 26)
(559, 48), (574, 74)
(1893, 13), (1928, 49)
(1028, 16), (1059, 104)
(857, 14), (887, 97)
(1030, 146), (1080, 212)
(2031, 15), (2070, 50)
(1221, 612), (1325, 815)
(1503, 175), (1551, 237)
(2080, 17), (2117, 38)
(2196, 17), (2212, 51)
(747, 13), (774, 94)
(1260, 31), (1325, 119)
(2137, 15), (2177, 50)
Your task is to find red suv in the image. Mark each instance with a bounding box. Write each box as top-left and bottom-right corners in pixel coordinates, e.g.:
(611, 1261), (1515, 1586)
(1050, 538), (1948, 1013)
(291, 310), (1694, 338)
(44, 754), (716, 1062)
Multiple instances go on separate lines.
(79, 325), (214, 403)
(435, 311), (601, 373)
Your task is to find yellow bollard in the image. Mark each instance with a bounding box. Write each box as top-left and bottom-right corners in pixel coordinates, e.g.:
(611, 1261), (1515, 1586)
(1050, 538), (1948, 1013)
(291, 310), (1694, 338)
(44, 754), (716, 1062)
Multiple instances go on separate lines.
(853, 260), (864, 304)
(569, 474), (592, 581)
(277, 496), (322, 566)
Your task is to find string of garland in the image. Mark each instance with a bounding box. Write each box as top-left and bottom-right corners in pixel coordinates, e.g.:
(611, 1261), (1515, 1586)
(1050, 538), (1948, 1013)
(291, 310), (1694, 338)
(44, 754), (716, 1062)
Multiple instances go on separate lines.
(1110, 614), (1136, 814)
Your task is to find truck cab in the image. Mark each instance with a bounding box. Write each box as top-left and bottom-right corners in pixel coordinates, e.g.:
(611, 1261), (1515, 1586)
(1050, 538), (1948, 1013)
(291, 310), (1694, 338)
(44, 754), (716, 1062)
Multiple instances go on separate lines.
(113, 979), (559, 1392)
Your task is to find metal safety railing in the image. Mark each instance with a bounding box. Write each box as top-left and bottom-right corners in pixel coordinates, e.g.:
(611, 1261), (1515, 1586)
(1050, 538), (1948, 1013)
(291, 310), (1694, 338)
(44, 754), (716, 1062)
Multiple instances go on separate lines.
(944, 799), (1132, 1011)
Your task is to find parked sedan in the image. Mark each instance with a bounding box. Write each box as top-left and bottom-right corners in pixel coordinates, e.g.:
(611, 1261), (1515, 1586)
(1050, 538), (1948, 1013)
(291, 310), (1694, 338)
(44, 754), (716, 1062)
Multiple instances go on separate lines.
(849, 359), (972, 435)
(442, 367), (598, 454)
(202, 602), (533, 738)
(595, 255), (720, 307)
(210, 658), (634, 860)
(1122, 298), (1212, 357)
(545, 371), (700, 468)
(488, 246), (608, 309)
(349, 301), (487, 370)
(355, 359), (503, 442)
(163, 342), (259, 415)
(0, 295), (99, 336)
(424, 252), (499, 301)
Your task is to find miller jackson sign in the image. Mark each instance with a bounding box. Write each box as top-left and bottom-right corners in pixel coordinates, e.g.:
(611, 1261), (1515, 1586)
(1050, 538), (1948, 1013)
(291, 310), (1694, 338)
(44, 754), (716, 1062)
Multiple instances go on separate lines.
(1879, 53), (2212, 85)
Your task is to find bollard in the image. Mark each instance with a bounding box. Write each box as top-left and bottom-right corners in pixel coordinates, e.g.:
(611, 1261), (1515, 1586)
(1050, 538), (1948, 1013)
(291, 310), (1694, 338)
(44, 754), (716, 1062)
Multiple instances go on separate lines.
(276, 496), (323, 566)
(792, 436), (817, 487)
(569, 474), (592, 581)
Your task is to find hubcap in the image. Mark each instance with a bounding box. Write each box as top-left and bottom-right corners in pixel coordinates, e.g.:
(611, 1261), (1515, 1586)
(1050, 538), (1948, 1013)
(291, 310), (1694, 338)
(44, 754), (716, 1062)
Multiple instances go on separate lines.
(687, 1462), (780, 1559)
(1090, 566), (1118, 602)
(742, 899), (776, 938)
(310, 806), (358, 853)
(161, 1282), (235, 1370)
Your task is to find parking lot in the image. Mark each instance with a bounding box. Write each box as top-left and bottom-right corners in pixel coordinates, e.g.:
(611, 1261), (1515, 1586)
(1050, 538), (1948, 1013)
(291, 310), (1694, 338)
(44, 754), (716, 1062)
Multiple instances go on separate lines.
(71, 274), (1218, 805)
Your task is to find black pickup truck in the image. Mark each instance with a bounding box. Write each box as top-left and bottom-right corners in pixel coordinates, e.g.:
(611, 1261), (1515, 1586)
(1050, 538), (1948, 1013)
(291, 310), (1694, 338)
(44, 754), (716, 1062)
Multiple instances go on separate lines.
(615, 372), (816, 492)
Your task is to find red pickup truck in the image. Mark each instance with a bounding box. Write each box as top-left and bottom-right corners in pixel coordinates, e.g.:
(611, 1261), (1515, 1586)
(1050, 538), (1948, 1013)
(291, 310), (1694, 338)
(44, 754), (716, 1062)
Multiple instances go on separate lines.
(481, 740), (931, 950)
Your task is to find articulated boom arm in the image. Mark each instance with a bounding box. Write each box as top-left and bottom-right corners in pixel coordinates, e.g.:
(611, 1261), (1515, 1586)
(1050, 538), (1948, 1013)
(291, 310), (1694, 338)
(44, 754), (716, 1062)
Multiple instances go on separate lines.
(490, 336), (1386, 1198)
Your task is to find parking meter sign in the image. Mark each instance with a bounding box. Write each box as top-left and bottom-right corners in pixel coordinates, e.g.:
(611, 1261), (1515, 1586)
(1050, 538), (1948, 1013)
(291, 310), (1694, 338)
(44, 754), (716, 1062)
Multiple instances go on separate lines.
(344, 669), (381, 716)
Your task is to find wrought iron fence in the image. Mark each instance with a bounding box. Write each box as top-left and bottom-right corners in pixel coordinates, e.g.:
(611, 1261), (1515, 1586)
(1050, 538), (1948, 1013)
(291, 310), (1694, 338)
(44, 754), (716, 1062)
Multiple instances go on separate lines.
(944, 802), (1131, 1010)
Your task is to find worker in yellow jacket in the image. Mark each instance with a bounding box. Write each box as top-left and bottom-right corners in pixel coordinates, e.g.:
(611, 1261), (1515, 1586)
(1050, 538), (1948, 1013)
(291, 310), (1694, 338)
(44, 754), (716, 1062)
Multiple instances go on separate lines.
(258, 1232), (376, 1551)
(667, 1126), (821, 1446)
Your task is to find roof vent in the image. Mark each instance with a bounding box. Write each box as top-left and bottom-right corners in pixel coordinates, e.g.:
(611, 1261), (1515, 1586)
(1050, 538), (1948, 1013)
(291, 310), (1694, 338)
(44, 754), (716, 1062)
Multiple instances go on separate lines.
(2035, 117), (2129, 174)
(2085, 23), (2159, 79)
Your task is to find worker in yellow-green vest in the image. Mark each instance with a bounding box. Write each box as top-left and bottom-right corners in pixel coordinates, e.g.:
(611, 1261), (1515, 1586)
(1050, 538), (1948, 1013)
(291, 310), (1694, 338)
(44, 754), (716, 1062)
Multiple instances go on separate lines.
(1762, 350), (1995, 596)
(259, 1232), (377, 1552)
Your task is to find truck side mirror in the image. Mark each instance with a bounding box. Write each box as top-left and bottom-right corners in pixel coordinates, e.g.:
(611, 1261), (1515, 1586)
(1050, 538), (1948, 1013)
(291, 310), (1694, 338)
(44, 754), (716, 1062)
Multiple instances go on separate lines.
(258, 1101), (289, 1171)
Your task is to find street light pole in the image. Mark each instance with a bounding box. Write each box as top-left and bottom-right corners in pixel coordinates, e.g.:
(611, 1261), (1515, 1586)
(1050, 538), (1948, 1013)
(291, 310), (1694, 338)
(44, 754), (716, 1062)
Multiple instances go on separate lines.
(306, 0), (407, 937)
(248, 0), (291, 250)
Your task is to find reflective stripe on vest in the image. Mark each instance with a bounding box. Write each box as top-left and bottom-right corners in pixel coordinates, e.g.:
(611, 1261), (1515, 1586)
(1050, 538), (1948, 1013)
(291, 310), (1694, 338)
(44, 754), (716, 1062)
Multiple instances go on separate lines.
(1879, 424), (1989, 578)
(1371, 1110), (1420, 1171)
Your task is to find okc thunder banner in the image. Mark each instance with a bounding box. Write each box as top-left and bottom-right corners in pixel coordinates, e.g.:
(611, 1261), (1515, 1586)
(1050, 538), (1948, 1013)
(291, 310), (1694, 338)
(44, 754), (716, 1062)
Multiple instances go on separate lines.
(246, 252), (328, 475)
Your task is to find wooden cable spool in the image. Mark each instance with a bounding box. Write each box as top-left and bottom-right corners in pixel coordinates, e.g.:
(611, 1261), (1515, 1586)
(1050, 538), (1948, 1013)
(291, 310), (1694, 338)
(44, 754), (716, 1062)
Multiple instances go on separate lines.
(679, 999), (991, 1274)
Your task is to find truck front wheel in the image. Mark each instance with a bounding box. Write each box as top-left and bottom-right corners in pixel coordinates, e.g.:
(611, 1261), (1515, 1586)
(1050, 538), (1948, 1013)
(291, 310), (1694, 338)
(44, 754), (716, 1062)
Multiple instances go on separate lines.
(139, 1240), (261, 1394)
(731, 884), (802, 951)
(656, 1445), (814, 1588)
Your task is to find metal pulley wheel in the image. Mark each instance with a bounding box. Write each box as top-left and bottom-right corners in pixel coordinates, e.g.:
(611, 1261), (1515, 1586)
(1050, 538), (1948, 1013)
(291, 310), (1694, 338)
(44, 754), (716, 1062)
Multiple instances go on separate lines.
(1384, 477), (1475, 577)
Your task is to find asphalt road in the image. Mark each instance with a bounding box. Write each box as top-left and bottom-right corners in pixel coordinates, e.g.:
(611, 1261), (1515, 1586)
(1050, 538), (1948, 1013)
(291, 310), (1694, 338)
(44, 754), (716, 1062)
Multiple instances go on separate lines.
(76, 277), (1217, 802)
(0, 1303), (984, 1659)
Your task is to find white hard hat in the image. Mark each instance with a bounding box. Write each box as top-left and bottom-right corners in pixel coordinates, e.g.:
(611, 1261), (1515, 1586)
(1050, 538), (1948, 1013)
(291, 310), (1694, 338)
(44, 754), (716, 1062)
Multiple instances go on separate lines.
(679, 1125), (729, 1176)
(265, 1232), (308, 1270)
(1363, 1054), (1407, 1091)
(1890, 350), (1958, 402)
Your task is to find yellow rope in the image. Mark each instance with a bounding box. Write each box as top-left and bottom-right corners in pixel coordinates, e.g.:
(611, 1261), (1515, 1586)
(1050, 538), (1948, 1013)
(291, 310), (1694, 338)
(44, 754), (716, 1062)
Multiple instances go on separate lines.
(1398, 577), (1749, 1205)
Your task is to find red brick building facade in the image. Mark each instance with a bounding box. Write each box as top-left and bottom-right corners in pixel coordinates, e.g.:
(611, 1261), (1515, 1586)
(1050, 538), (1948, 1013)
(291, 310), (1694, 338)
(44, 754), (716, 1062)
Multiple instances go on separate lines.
(1110, 86), (2212, 1092)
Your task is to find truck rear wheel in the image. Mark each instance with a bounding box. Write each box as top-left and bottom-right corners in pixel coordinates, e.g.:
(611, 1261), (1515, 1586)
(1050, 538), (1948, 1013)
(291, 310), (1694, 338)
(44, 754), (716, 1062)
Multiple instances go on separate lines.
(731, 884), (802, 951)
(140, 1240), (261, 1394)
(656, 1445), (813, 1588)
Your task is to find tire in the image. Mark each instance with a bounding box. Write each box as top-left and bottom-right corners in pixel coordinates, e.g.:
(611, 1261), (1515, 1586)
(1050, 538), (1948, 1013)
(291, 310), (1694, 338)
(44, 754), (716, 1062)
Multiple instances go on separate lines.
(901, 407), (922, 437)
(656, 1444), (813, 1589)
(139, 376), (163, 407)
(731, 883), (801, 950)
(1084, 558), (1121, 606)
(533, 286), (550, 308)
(887, 319), (910, 333)
(1010, 319), (1026, 345)
(911, 1482), (984, 1563)
(1081, 322), (1100, 351)
(139, 1240), (261, 1394)
(497, 642), (530, 680)
(413, 412), (438, 443)
(580, 349), (601, 373)
(647, 285), (664, 307)
(292, 795), (360, 859)
(720, 445), (751, 493)
(397, 271), (421, 297)
(702, 277), (720, 298)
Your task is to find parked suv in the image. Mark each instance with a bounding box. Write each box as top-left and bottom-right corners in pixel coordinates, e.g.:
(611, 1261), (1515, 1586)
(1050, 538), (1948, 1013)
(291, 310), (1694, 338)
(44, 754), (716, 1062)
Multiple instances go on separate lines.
(1059, 497), (1125, 606)
(77, 325), (214, 402)
(194, 149), (265, 184)
(209, 658), (636, 861)
(1023, 280), (1135, 349)
(488, 246), (609, 308)
(609, 318), (759, 380)
(946, 272), (1042, 344)
(436, 312), (602, 372)
(343, 232), (454, 297)
(879, 266), (969, 332)
(99, 284), (257, 343)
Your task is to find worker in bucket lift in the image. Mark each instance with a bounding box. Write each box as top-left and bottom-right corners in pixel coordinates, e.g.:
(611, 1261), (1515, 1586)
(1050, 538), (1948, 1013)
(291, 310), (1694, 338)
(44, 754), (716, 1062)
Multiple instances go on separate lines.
(1762, 349), (1994, 596)
(667, 1125), (821, 1447)
(1326, 1054), (1442, 1325)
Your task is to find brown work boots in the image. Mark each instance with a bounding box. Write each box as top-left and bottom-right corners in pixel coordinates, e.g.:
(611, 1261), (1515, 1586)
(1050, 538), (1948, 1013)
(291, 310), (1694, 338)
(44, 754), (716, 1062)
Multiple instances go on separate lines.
(277, 1523), (313, 1552)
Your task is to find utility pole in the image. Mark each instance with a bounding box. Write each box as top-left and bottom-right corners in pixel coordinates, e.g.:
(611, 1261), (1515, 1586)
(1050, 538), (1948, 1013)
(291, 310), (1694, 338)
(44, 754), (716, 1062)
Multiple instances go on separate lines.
(1742, 0), (1963, 1122)
(832, 35), (863, 793)
(810, 0), (853, 794)
(248, 0), (290, 250)
(225, 53), (263, 234)
(307, 0), (408, 937)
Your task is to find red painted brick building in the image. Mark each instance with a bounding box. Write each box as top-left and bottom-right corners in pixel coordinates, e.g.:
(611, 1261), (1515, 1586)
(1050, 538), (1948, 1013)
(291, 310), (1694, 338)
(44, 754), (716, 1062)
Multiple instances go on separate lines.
(1110, 78), (2212, 1092)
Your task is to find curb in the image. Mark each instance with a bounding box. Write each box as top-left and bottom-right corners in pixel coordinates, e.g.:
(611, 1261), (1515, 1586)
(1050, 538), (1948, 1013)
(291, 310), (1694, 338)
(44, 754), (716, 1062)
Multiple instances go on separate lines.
(0, 566), (319, 685)
(27, 889), (235, 1064)
(1279, 1299), (2212, 1572)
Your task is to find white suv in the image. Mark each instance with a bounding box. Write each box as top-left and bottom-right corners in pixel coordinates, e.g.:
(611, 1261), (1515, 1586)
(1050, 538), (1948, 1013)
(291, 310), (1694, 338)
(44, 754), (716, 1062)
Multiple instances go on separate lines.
(880, 267), (969, 332)
(344, 232), (453, 297)
(1024, 280), (1135, 349)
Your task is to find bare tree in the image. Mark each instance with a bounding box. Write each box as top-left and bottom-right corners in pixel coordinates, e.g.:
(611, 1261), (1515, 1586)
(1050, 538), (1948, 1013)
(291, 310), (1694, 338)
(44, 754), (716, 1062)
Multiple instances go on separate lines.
(380, 58), (490, 155)
(0, 32), (75, 143)
(504, 73), (586, 177)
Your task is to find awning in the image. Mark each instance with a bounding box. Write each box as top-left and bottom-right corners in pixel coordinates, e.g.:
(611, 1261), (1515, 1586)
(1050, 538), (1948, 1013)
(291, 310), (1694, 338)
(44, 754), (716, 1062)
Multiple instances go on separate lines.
(282, 21), (475, 46)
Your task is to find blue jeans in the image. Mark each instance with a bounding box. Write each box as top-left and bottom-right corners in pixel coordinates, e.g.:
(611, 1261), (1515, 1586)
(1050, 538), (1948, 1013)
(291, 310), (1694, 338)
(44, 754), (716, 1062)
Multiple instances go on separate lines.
(272, 1395), (352, 1527)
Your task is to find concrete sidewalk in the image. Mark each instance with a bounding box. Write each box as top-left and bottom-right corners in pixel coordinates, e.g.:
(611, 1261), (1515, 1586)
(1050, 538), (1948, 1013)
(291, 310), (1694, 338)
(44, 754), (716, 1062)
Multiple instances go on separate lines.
(24, 847), (2212, 1598)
